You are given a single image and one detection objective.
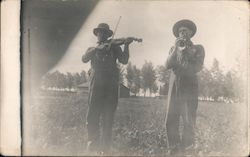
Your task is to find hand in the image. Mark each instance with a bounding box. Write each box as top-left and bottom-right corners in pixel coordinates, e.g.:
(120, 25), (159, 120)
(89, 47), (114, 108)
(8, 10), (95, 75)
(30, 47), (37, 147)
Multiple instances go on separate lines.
(175, 37), (186, 51)
(124, 37), (133, 45)
(175, 37), (184, 46)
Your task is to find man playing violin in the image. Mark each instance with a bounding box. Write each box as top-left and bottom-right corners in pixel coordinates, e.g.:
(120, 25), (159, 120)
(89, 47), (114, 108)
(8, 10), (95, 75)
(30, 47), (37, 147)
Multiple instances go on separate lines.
(165, 19), (205, 155)
(82, 23), (133, 154)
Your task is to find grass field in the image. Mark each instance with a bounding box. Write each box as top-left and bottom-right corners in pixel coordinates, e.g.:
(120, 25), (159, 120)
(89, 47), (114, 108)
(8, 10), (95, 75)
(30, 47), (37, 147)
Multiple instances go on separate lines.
(23, 90), (248, 156)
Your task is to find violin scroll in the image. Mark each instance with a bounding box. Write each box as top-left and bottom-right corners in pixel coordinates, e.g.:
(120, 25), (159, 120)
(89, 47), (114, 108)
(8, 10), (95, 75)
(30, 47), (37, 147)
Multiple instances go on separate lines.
(126, 37), (143, 43)
(131, 37), (143, 43)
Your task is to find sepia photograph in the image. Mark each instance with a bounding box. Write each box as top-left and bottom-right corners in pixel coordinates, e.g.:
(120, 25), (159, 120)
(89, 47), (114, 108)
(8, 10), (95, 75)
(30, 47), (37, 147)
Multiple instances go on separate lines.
(16, 0), (249, 156)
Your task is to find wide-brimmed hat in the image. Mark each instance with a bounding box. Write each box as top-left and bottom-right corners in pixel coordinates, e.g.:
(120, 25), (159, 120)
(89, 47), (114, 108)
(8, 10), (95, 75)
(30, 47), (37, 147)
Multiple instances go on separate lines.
(93, 23), (113, 37)
(173, 19), (197, 38)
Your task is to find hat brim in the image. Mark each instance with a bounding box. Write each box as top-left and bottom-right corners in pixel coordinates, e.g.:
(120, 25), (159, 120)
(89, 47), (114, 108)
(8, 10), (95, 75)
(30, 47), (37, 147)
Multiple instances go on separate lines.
(173, 19), (197, 38)
(93, 28), (113, 37)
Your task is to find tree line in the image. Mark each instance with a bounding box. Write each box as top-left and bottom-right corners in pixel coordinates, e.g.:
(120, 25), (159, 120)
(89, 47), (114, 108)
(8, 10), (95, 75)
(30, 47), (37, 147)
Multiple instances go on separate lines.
(41, 58), (245, 102)
(41, 70), (88, 89)
(124, 58), (245, 102)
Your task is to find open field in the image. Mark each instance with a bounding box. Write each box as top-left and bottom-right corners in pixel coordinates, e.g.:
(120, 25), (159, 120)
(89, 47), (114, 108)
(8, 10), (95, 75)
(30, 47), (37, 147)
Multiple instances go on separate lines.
(24, 90), (248, 156)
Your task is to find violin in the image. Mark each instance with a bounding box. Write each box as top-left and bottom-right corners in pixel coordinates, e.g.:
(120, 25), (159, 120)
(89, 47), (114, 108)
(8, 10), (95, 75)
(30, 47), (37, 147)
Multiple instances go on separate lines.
(95, 37), (142, 60)
(104, 37), (142, 51)
(96, 37), (142, 52)
(109, 37), (142, 46)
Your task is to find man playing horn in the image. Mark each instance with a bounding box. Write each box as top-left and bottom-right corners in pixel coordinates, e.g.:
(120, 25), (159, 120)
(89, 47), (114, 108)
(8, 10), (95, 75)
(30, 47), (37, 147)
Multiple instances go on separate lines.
(165, 19), (205, 155)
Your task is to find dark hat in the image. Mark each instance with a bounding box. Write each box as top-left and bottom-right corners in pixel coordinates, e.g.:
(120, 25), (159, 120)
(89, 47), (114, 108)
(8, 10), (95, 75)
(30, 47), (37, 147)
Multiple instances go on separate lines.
(93, 23), (113, 37)
(173, 19), (197, 38)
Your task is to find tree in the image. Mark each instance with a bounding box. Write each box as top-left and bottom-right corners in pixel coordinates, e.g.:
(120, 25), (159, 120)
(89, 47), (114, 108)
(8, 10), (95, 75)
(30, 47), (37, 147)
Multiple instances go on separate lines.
(80, 70), (87, 83)
(73, 72), (81, 87)
(131, 65), (141, 96)
(229, 66), (245, 102)
(141, 61), (157, 97)
(117, 63), (125, 84)
(41, 70), (88, 90)
(41, 73), (53, 88)
(151, 82), (159, 94)
(223, 71), (234, 99)
(232, 58), (246, 102)
(66, 72), (74, 89)
(156, 65), (171, 95)
(209, 58), (225, 101)
(156, 65), (170, 83)
(51, 71), (65, 88)
(126, 62), (134, 89)
(125, 62), (141, 96)
(198, 67), (213, 98)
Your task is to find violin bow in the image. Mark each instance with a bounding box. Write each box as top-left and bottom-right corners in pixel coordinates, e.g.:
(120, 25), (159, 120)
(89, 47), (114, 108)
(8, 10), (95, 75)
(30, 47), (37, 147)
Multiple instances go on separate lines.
(110, 16), (124, 75)
(111, 16), (122, 40)
(107, 16), (122, 52)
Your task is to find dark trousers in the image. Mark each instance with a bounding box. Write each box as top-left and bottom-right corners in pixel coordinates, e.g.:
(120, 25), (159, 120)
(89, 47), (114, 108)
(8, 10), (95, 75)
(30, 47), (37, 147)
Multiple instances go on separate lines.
(166, 90), (198, 149)
(86, 102), (117, 152)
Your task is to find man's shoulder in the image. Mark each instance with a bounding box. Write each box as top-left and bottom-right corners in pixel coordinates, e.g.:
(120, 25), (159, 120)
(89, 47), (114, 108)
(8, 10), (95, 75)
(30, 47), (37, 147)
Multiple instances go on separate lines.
(194, 44), (204, 49)
(86, 47), (96, 51)
(194, 44), (205, 55)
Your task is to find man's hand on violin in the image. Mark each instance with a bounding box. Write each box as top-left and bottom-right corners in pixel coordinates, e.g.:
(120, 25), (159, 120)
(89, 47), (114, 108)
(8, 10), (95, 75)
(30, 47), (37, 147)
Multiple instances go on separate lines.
(96, 43), (109, 51)
(95, 43), (110, 60)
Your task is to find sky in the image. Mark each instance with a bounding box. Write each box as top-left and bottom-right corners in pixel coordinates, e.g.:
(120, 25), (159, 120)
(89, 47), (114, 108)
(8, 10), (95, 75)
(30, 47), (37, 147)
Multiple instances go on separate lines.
(52, 0), (249, 74)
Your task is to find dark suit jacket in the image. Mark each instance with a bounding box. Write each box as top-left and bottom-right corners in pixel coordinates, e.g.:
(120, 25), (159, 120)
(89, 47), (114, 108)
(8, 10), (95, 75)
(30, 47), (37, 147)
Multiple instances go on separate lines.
(165, 44), (205, 120)
(82, 41), (129, 105)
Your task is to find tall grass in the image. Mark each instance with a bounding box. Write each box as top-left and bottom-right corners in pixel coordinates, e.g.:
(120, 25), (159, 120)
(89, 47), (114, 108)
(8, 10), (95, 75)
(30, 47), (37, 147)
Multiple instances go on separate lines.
(24, 91), (248, 156)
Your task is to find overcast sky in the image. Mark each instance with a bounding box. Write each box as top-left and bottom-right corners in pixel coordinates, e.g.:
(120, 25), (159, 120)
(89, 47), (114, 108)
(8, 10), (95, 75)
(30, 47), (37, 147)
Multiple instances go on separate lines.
(52, 0), (249, 74)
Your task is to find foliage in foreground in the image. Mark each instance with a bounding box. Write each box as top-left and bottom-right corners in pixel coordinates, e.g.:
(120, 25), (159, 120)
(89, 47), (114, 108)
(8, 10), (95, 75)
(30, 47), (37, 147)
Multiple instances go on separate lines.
(26, 91), (248, 156)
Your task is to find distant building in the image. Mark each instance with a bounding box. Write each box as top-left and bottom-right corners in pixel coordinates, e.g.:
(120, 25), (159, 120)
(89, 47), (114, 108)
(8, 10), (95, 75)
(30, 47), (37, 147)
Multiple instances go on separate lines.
(77, 82), (130, 98)
(119, 84), (130, 98)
